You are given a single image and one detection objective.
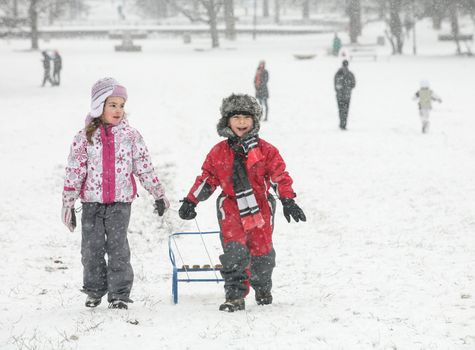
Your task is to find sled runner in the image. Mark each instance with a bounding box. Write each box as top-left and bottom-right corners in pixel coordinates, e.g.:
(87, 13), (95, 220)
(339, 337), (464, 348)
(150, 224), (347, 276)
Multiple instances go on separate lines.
(168, 231), (223, 304)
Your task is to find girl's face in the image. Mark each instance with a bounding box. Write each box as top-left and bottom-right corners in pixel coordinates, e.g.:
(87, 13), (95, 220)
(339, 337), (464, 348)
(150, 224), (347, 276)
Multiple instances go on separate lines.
(101, 96), (125, 126)
(228, 114), (254, 138)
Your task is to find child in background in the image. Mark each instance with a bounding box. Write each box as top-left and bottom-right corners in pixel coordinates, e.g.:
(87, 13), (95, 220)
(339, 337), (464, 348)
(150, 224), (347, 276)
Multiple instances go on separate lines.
(414, 80), (442, 133)
(41, 51), (54, 87)
(61, 77), (169, 309)
(178, 94), (306, 312)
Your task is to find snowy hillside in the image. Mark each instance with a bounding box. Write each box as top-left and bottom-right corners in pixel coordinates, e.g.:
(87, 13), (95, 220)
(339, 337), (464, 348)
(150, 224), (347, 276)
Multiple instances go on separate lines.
(0, 20), (474, 350)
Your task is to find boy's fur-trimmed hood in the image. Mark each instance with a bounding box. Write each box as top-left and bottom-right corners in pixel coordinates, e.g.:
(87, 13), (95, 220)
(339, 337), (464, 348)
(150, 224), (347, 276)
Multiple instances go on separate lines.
(217, 94), (262, 138)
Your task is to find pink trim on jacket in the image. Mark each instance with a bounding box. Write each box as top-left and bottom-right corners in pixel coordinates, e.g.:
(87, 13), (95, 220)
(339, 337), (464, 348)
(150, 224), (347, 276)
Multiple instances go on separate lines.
(131, 174), (137, 198)
(100, 125), (116, 203)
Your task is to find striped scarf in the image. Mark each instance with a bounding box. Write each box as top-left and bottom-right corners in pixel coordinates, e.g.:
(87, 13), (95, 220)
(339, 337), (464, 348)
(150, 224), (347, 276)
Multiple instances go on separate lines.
(230, 136), (265, 231)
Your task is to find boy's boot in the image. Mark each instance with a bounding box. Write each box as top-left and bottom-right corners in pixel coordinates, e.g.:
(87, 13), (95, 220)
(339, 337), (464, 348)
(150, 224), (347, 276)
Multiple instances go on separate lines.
(109, 299), (128, 310)
(255, 291), (273, 305)
(219, 298), (245, 312)
(85, 296), (102, 308)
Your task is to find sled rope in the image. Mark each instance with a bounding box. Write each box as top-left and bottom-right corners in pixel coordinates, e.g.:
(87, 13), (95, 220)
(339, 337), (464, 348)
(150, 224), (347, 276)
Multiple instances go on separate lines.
(194, 218), (220, 281)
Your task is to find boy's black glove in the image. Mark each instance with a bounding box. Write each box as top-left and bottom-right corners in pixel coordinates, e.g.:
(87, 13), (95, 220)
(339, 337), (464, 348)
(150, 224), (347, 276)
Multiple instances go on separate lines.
(154, 198), (167, 216)
(179, 198), (197, 220)
(281, 198), (306, 223)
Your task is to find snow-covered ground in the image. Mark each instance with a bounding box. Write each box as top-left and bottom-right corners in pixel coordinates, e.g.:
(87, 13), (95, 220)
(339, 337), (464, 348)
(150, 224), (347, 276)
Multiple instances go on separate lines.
(1, 20), (474, 350)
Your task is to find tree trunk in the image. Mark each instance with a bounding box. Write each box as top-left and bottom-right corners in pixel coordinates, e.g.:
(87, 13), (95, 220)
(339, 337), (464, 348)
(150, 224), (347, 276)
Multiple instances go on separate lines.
(224, 0), (236, 40)
(263, 0), (269, 17)
(203, 0), (219, 48)
(69, 0), (79, 20)
(193, 0), (200, 15)
(29, 0), (39, 50)
(302, 0), (310, 19)
(448, 0), (461, 54)
(48, 3), (54, 25)
(388, 0), (404, 54)
(274, 0), (280, 23)
(377, 0), (386, 20)
(348, 0), (361, 43)
(157, 0), (168, 18)
(431, 0), (445, 29)
(13, 0), (18, 18)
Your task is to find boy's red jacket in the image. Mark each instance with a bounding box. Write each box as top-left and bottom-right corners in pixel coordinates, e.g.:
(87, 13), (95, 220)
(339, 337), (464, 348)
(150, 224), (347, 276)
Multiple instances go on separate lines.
(187, 138), (296, 204)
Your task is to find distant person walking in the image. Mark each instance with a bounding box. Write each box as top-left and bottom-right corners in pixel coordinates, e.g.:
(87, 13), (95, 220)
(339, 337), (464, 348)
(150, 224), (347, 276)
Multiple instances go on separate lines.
(41, 51), (54, 87)
(52, 50), (62, 86)
(334, 60), (356, 130)
(254, 60), (269, 121)
(332, 33), (342, 56)
(413, 80), (442, 133)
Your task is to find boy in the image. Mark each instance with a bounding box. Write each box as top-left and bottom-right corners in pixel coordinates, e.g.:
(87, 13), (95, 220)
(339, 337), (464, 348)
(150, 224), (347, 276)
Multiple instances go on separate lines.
(179, 94), (306, 312)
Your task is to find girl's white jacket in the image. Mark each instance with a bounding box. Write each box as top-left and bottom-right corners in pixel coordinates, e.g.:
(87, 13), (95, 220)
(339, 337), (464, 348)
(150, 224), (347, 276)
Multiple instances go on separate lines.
(62, 119), (166, 208)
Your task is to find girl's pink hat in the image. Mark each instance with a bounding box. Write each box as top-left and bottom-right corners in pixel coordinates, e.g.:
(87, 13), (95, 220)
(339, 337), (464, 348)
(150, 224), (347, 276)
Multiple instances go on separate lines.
(85, 77), (127, 125)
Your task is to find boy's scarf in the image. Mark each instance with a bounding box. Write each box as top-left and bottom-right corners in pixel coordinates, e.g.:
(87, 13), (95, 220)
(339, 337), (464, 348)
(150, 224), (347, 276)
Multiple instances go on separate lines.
(230, 135), (265, 231)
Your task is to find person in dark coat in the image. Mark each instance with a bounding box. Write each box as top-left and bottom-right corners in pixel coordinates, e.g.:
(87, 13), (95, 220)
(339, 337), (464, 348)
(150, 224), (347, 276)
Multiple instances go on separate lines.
(41, 51), (54, 87)
(254, 61), (269, 121)
(334, 60), (356, 130)
(52, 50), (62, 86)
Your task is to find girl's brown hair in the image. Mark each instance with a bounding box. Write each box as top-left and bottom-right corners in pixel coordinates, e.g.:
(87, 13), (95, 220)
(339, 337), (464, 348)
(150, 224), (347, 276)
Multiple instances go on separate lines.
(85, 118), (102, 144)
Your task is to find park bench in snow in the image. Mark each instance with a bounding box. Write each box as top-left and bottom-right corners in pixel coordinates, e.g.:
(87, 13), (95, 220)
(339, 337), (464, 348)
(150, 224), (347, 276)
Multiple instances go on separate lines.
(348, 47), (378, 61)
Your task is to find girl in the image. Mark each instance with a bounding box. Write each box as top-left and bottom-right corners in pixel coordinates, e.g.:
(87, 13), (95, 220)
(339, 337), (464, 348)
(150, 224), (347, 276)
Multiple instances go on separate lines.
(61, 77), (169, 309)
(179, 94), (306, 312)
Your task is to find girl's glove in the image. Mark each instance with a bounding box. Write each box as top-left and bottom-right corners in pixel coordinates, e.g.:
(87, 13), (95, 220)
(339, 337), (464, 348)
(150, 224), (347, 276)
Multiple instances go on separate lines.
(178, 198), (197, 220)
(281, 198), (306, 223)
(61, 207), (76, 232)
(154, 197), (170, 216)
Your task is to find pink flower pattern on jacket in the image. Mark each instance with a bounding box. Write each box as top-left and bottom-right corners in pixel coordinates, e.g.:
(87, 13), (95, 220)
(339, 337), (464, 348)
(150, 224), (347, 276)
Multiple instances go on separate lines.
(63, 119), (165, 207)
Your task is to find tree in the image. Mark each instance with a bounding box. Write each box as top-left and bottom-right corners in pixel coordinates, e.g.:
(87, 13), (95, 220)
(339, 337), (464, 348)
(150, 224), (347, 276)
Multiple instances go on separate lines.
(386, 0), (404, 54)
(347, 0), (361, 43)
(224, 0), (235, 40)
(28, 0), (39, 49)
(302, 0), (310, 19)
(135, 0), (169, 19)
(168, 0), (223, 48)
(448, 0), (461, 54)
(0, 0), (22, 37)
(431, 0), (446, 29)
(274, 0), (280, 23)
(263, 0), (269, 17)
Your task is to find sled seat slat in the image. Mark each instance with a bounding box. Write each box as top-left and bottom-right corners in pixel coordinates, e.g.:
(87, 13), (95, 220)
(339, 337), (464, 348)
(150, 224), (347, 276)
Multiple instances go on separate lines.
(180, 264), (223, 271)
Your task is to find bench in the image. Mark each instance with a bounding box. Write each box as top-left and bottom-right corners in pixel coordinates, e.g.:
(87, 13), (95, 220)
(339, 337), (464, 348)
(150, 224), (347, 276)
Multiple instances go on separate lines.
(108, 30), (148, 40)
(114, 33), (141, 52)
(438, 34), (473, 41)
(293, 53), (316, 60)
(348, 47), (377, 61)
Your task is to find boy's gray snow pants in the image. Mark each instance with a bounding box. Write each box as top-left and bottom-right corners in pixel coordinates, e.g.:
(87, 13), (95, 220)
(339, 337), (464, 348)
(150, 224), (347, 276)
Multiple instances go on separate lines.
(81, 202), (133, 302)
(217, 194), (277, 300)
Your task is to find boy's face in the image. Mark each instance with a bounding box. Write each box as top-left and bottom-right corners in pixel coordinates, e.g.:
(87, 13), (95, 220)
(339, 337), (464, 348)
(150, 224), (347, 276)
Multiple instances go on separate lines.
(228, 114), (254, 138)
(101, 96), (125, 126)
